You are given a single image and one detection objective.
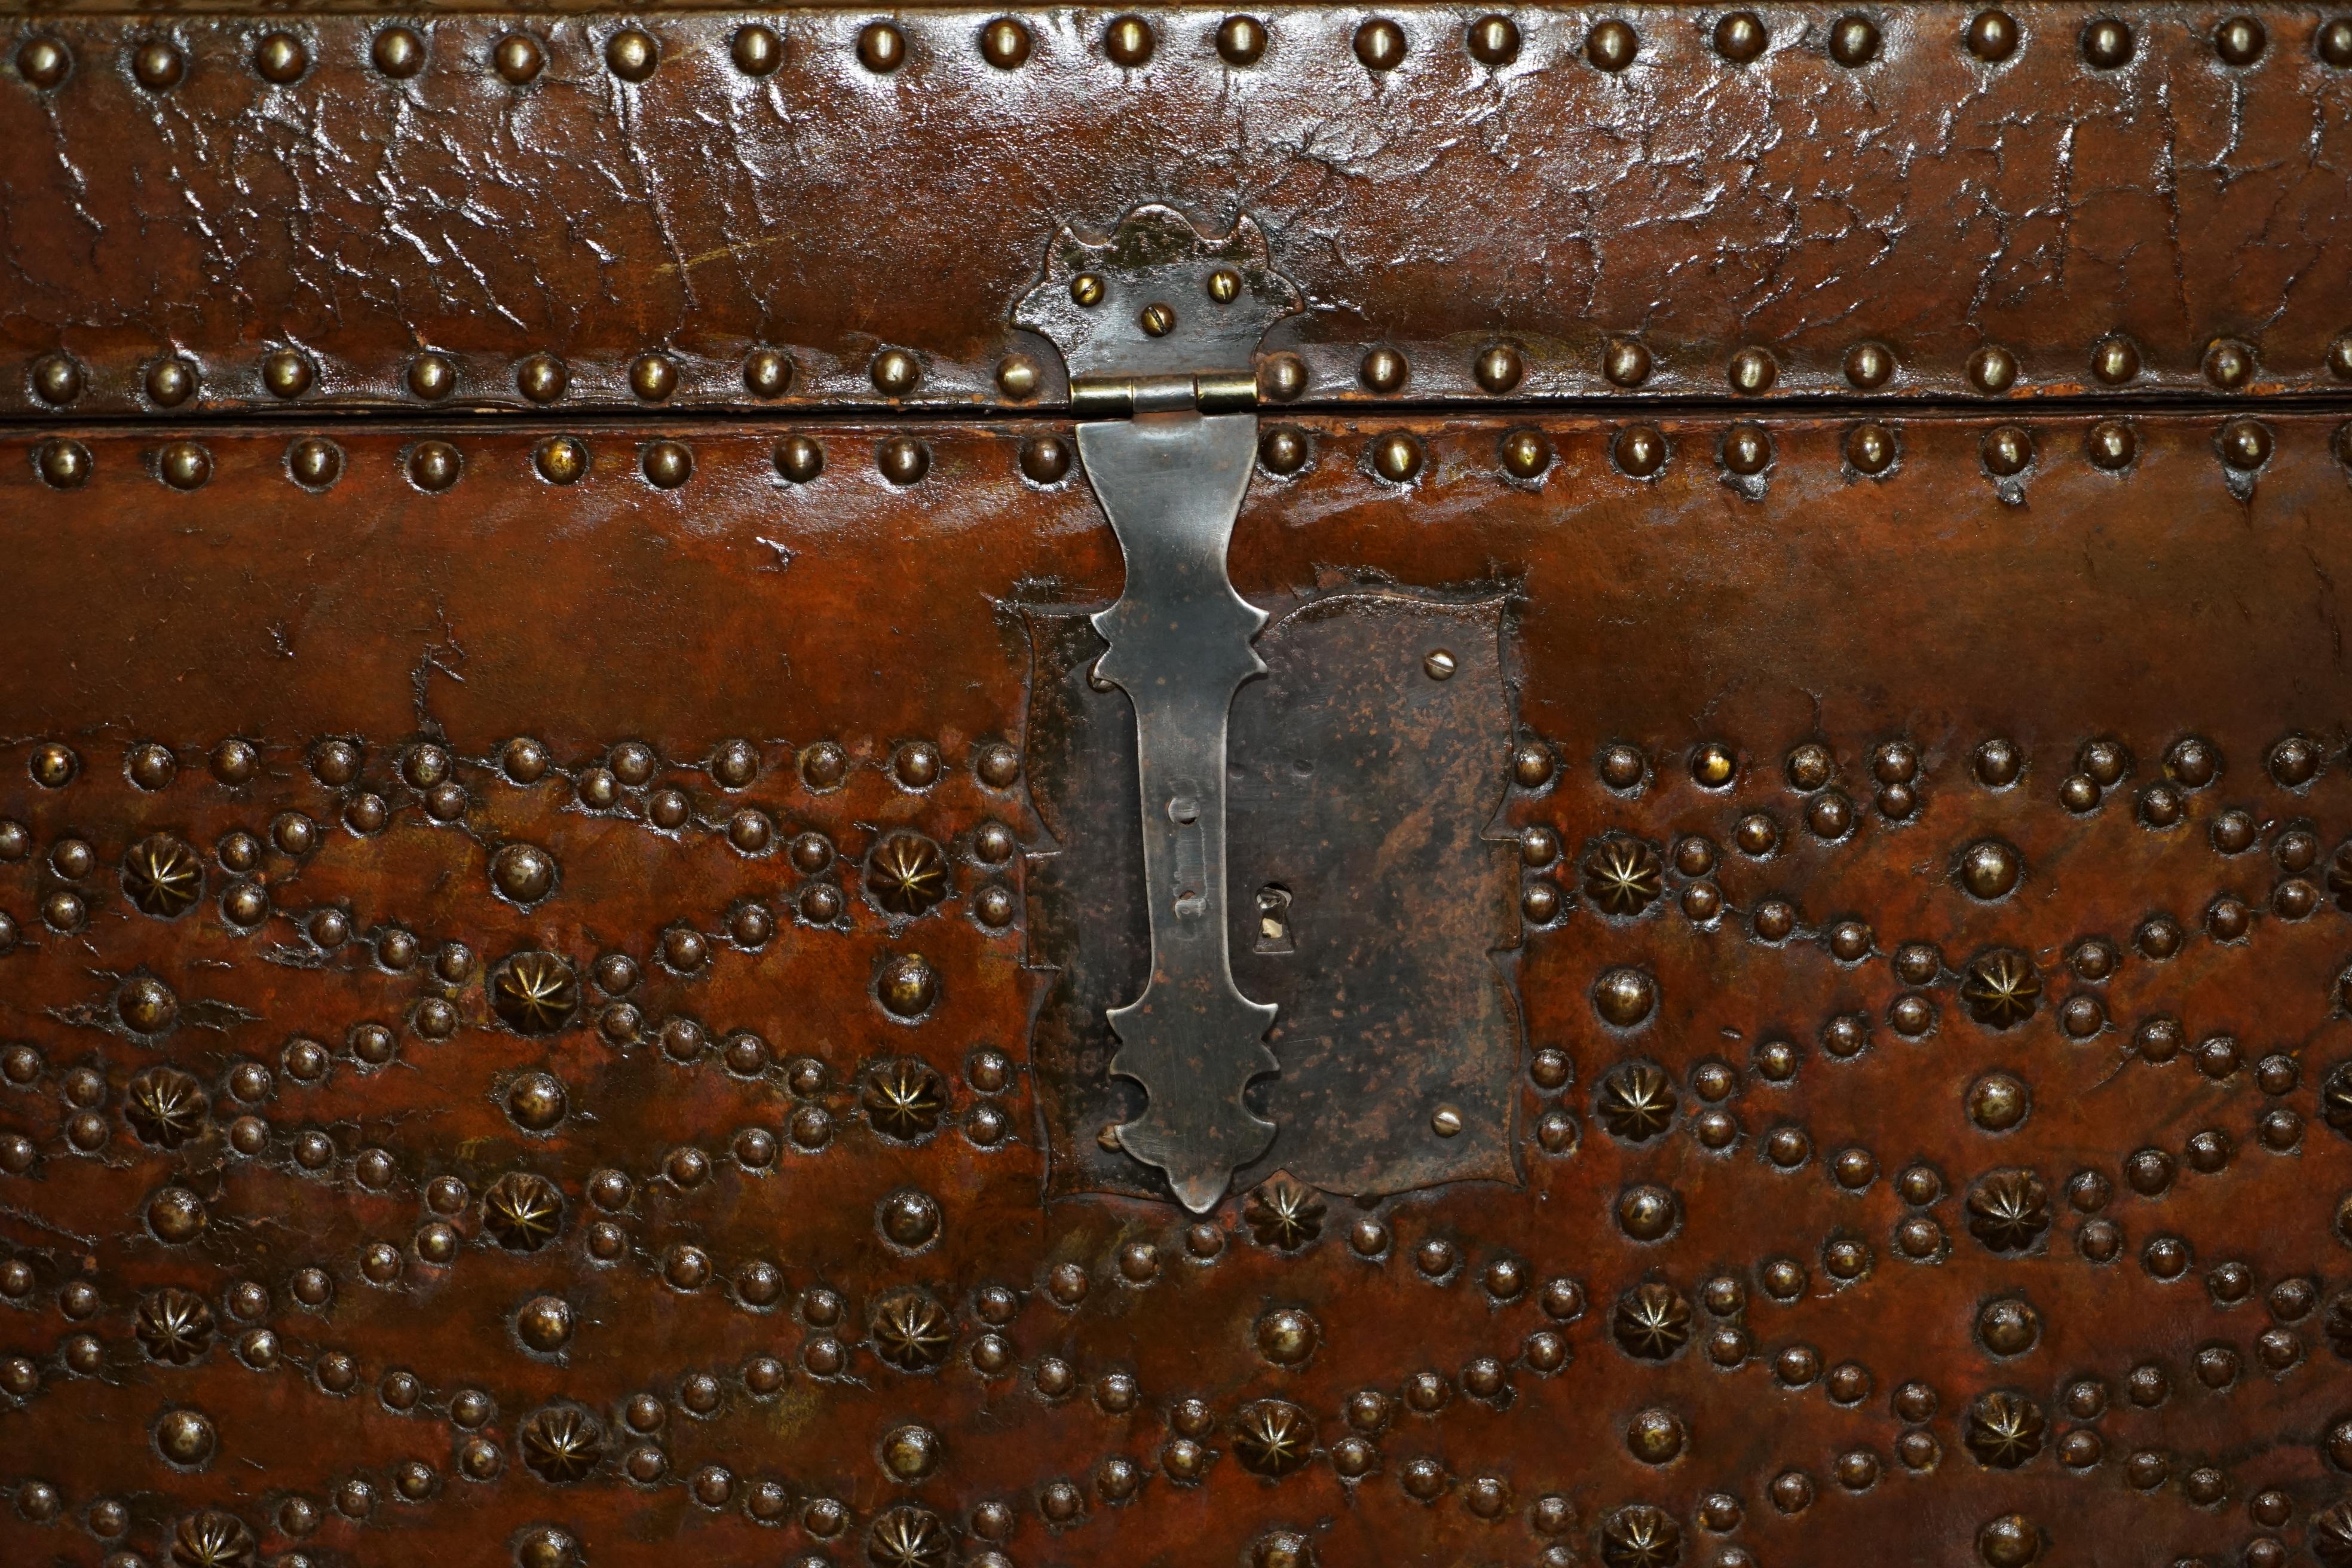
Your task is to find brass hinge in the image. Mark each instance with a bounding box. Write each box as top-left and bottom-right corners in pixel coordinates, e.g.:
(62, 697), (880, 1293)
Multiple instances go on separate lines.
(1067, 370), (1260, 419)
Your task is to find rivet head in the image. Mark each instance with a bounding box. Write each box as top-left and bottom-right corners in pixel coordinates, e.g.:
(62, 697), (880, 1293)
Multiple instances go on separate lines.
(776, 434), (824, 483)
(1829, 14), (1881, 65)
(1614, 424), (1667, 477)
(2219, 418), (2272, 471)
(35, 439), (91, 489)
(1843, 341), (1893, 388)
(1218, 14), (1269, 65)
(1982, 424), (2032, 477)
(29, 741), (78, 788)
(158, 440), (213, 491)
(372, 26), (425, 77)
(406, 351), (455, 401)
(605, 28), (657, 81)
(17, 36), (71, 88)
(1475, 342), (1524, 394)
(255, 30), (307, 82)
(877, 437), (931, 485)
(146, 356), (197, 406)
(727, 349), (787, 401)
(2085, 419), (2136, 470)
(872, 348), (921, 396)
(1722, 423), (1771, 476)
(1967, 8), (2020, 61)
(732, 24), (783, 75)
(262, 348), (314, 399)
(1104, 15), (1154, 66)
(2203, 338), (2256, 390)
(1138, 301), (1176, 337)
(1258, 351), (1308, 402)
(641, 440), (692, 489)
(2081, 17), (2133, 68)
(1500, 428), (1552, 480)
(981, 17), (1032, 67)
(1603, 336), (1652, 387)
(1019, 436), (1071, 485)
(1259, 425), (1308, 476)
(1715, 11), (1767, 62)
(1355, 18), (1407, 70)
(493, 33), (545, 84)
(1468, 14), (1520, 65)
(535, 436), (589, 485)
(877, 954), (938, 1018)
(630, 353), (678, 402)
(287, 437), (342, 489)
(31, 353), (82, 405)
(1587, 18), (1639, 70)
(1727, 346), (1777, 394)
(514, 353), (568, 403)
(2323, 18), (2352, 68)
(1359, 347), (1408, 393)
(408, 440), (462, 492)
(995, 353), (1040, 400)
(133, 39), (186, 90)
(2215, 15), (2266, 64)
(1846, 421), (1896, 474)
(858, 21), (906, 72)
(1370, 432), (1423, 483)
(2089, 334), (2140, 385)
(1967, 344), (2018, 393)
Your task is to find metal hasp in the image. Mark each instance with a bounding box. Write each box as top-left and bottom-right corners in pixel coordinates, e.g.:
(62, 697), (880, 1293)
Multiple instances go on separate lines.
(1013, 206), (1303, 1212)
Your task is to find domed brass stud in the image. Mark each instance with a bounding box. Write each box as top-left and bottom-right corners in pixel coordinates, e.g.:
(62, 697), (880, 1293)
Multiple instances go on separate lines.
(1722, 424), (1771, 476)
(1259, 425), (1307, 475)
(1218, 14), (1269, 65)
(777, 434), (823, 482)
(1845, 421), (1896, 474)
(2081, 17), (2133, 68)
(515, 353), (568, 403)
(1587, 18), (1639, 70)
(1468, 14), (1520, 65)
(642, 440), (692, 489)
(732, 24), (783, 75)
(2090, 334), (2140, 384)
(871, 348), (921, 396)
(493, 33), (546, 84)
(2323, 18), (2352, 68)
(210, 738), (258, 785)
(255, 30), (308, 82)
(373, 26), (425, 77)
(877, 953), (938, 1018)
(2218, 418), (2272, 471)
(133, 38), (186, 90)
(158, 440), (212, 490)
(16, 36), (71, 88)
(535, 436), (588, 485)
(1355, 18), (1406, 70)
(1370, 432), (1422, 483)
(1714, 10), (1767, 61)
(146, 356), (197, 406)
(630, 353), (677, 402)
(605, 28), (657, 81)
(1967, 343), (2017, 393)
(1475, 342), (1524, 394)
(1843, 341), (1893, 388)
(1104, 15), (1154, 65)
(877, 437), (930, 485)
(1258, 351), (1308, 401)
(30, 352), (82, 405)
(35, 439), (91, 489)
(1019, 436), (1071, 484)
(2214, 15), (2265, 64)
(287, 437), (342, 489)
(1500, 428), (1551, 480)
(1966, 8), (2020, 61)
(1613, 424), (1667, 477)
(2203, 337), (2256, 390)
(741, 347), (794, 398)
(981, 17), (1032, 68)
(860, 21), (907, 71)
(993, 353), (1040, 400)
(1829, 14), (1881, 65)
(2085, 419), (2136, 470)
(1360, 347), (1408, 393)
(408, 440), (462, 492)
(406, 352), (455, 401)
(1603, 336), (1652, 386)
(1727, 345), (1776, 394)
(1982, 425), (2032, 477)
(262, 348), (314, 399)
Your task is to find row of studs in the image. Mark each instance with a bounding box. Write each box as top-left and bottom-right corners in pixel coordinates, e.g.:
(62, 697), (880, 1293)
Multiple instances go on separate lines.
(19, 416), (2341, 493)
(14, 11), (2352, 92)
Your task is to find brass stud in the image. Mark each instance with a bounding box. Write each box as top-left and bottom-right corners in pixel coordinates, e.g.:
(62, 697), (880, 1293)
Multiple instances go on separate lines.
(1614, 425), (1667, 477)
(16, 37), (71, 88)
(743, 348), (794, 399)
(994, 354), (1040, 399)
(146, 357), (197, 406)
(872, 349), (921, 396)
(373, 26), (425, 78)
(1500, 428), (1551, 480)
(1217, 15), (1269, 65)
(30, 353), (82, 406)
(2203, 338), (2256, 390)
(1967, 344), (2018, 393)
(2336, 421), (2352, 471)
(776, 435), (823, 482)
(158, 441), (212, 491)
(981, 18), (1032, 68)
(1258, 426), (1308, 476)
(262, 348), (314, 399)
(35, 440), (90, 489)
(1846, 422), (1897, 474)
(630, 353), (678, 402)
(2215, 15), (2265, 64)
(2328, 331), (2352, 381)
(1370, 433), (1422, 483)
(1715, 11), (1767, 62)
(2323, 19), (2352, 68)
(642, 440), (693, 489)
(255, 31), (308, 84)
(1360, 347), (1408, 393)
(2085, 419), (2136, 471)
(1138, 302), (1176, 336)
(406, 352), (455, 401)
(408, 440), (462, 492)
(1603, 336), (1652, 387)
(29, 741), (78, 788)
(536, 436), (589, 485)
(732, 24), (783, 75)
(1258, 351), (1308, 401)
(1475, 342), (1524, 394)
(605, 28), (657, 82)
(1206, 268), (1241, 304)
(1587, 19), (1639, 70)
(2090, 335), (2140, 385)
(493, 33), (546, 84)
(1842, 341), (1894, 389)
(1019, 436), (1071, 485)
(877, 437), (930, 485)
(1104, 15), (1154, 66)
(858, 22), (906, 72)
(1355, 18), (1407, 71)
(1727, 346), (1777, 394)
(1829, 15), (1881, 66)
(1966, 8), (2020, 60)
(132, 39), (186, 91)
(1468, 14), (1520, 65)
(1982, 425), (2032, 477)
(516, 353), (568, 403)
(1070, 272), (1106, 307)
(1722, 424), (1772, 476)
(2081, 17), (2133, 68)
(2218, 418), (2272, 472)
(287, 437), (342, 489)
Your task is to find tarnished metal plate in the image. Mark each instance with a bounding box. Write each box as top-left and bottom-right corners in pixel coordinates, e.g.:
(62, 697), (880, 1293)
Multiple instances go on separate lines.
(3, 413), (2352, 1568)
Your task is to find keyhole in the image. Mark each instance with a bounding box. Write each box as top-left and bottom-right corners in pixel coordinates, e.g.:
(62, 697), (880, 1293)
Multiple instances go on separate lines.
(1254, 885), (1294, 954)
